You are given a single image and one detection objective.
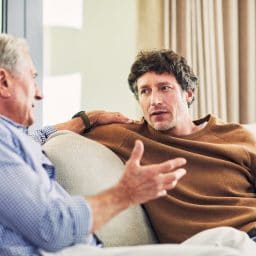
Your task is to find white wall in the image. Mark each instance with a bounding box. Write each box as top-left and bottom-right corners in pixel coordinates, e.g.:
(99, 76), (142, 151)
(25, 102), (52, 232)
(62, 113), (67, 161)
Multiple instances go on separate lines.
(43, 0), (141, 125)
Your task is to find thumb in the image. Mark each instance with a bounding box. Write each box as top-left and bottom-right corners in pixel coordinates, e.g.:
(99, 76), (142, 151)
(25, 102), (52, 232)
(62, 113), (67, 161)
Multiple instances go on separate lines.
(128, 140), (144, 166)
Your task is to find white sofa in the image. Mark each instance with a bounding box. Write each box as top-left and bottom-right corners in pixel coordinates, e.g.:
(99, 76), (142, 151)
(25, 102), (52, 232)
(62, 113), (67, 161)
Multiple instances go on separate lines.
(42, 130), (158, 247)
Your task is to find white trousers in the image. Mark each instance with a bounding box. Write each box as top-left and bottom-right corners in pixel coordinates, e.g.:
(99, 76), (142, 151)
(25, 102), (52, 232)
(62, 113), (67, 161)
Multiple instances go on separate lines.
(41, 227), (255, 256)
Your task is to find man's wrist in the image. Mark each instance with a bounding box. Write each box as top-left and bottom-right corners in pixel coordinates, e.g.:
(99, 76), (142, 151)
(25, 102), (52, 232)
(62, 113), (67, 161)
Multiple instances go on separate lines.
(112, 183), (133, 208)
(72, 111), (92, 132)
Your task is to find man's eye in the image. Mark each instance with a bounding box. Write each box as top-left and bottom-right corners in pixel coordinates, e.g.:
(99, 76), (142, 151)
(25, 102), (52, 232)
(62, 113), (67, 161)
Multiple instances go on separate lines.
(33, 73), (38, 79)
(161, 86), (171, 91)
(140, 89), (149, 95)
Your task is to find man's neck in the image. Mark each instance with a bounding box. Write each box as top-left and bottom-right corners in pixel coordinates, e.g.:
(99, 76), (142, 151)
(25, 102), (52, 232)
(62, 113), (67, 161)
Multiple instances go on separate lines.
(165, 117), (207, 137)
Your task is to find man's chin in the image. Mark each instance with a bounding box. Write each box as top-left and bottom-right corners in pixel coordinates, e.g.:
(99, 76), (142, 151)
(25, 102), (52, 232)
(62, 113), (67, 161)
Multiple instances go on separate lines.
(152, 122), (174, 131)
(26, 116), (35, 127)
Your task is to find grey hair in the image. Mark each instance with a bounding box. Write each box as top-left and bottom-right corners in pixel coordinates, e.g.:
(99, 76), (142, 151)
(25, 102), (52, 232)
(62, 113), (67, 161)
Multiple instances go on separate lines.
(0, 33), (29, 73)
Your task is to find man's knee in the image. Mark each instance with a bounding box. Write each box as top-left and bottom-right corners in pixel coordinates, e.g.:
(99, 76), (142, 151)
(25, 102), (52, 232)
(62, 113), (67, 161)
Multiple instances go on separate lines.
(183, 226), (256, 255)
(183, 227), (248, 246)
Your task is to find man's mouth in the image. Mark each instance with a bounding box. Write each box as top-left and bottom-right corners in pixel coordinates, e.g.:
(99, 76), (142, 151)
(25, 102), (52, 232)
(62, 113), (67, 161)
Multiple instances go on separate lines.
(150, 110), (168, 117)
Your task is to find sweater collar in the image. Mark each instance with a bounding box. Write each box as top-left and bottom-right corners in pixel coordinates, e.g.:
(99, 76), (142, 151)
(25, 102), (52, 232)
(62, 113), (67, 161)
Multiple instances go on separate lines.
(145, 114), (215, 140)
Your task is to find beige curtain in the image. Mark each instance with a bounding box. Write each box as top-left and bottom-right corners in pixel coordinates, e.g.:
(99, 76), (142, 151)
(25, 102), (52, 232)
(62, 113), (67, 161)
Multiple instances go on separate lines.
(137, 0), (256, 123)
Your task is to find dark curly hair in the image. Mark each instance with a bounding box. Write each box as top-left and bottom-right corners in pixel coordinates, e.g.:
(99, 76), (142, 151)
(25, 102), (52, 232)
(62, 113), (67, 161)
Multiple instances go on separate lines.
(128, 50), (198, 107)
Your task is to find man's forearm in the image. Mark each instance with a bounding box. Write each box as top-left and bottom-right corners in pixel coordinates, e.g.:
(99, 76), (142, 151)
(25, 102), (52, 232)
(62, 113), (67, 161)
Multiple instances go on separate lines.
(54, 117), (86, 134)
(86, 185), (130, 233)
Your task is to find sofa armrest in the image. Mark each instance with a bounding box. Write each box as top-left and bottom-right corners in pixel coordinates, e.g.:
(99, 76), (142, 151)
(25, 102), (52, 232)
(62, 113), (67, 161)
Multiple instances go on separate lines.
(42, 130), (158, 246)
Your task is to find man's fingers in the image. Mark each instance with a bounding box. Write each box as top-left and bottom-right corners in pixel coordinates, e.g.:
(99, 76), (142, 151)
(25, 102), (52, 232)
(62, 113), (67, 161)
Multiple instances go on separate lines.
(156, 190), (167, 197)
(111, 112), (133, 123)
(117, 115), (134, 124)
(127, 140), (144, 166)
(146, 157), (187, 175)
(161, 168), (187, 188)
(164, 168), (186, 182)
(164, 158), (187, 171)
(172, 168), (187, 180)
(148, 169), (186, 196)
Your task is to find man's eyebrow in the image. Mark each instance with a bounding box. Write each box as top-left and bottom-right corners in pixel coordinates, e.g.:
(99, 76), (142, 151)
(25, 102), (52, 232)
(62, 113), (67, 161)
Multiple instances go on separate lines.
(157, 82), (172, 86)
(138, 82), (173, 89)
(138, 85), (149, 89)
(138, 85), (151, 91)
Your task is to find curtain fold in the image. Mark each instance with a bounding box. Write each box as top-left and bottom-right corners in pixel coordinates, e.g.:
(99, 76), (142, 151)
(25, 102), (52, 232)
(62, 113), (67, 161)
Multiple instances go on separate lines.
(137, 0), (256, 123)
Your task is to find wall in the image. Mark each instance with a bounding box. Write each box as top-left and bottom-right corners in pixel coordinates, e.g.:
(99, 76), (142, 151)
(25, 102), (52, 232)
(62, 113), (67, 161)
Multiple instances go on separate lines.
(43, 0), (141, 125)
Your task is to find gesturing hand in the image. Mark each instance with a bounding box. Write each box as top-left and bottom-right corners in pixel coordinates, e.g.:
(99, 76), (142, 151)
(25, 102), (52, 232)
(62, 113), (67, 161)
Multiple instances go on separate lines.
(116, 140), (187, 206)
(87, 139), (186, 232)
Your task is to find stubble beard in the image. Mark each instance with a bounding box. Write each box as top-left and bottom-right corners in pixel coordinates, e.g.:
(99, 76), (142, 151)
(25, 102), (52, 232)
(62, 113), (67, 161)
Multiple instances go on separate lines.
(150, 113), (176, 131)
(152, 120), (176, 131)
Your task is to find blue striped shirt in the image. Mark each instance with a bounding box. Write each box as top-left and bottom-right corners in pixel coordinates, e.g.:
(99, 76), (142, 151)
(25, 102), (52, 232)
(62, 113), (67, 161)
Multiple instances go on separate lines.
(0, 116), (96, 256)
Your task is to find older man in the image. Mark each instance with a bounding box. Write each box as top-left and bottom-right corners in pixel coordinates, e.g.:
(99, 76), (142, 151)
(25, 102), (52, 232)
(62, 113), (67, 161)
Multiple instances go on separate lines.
(84, 50), (256, 246)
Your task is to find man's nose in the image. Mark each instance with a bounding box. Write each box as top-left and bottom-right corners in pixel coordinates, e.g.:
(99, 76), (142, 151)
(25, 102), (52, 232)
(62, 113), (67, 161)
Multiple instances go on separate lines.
(35, 85), (43, 100)
(150, 91), (162, 106)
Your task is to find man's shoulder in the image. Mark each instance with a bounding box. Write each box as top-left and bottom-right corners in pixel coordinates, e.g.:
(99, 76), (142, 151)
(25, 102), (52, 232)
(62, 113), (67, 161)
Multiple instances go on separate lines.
(209, 116), (255, 145)
(243, 124), (256, 136)
(243, 124), (256, 146)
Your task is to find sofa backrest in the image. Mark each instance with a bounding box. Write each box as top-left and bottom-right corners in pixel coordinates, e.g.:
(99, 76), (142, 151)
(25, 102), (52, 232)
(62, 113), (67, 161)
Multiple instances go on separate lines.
(42, 130), (158, 247)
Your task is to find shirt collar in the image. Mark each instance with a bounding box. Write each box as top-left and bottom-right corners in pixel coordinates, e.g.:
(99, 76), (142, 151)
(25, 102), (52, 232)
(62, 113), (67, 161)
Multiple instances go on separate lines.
(0, 115), (29, 134)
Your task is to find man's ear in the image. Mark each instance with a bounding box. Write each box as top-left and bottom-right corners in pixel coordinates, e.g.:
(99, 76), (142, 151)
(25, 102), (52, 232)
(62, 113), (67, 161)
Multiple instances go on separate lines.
(0, 69), (11, 98)
(185, 89), (194, 105)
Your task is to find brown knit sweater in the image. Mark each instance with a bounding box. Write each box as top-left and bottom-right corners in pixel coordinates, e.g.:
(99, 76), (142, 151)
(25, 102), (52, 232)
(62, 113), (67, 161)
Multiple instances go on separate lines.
(84, 114), (256, 243)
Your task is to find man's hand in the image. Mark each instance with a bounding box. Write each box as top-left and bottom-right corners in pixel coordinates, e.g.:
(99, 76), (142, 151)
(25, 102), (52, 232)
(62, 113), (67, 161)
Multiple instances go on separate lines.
(116, 140), (187, 206)
(87, 110), (133, 127)
(87, 140), (186, 233)
(54, 110), (133, 134)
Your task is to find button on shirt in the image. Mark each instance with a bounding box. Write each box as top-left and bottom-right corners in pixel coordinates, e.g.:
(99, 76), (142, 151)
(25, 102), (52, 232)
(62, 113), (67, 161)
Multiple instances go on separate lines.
(0, 116), (96, 256)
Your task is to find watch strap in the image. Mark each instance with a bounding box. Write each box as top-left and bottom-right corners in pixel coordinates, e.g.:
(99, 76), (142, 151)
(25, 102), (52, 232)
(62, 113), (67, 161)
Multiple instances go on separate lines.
(72, 111), (91, 132)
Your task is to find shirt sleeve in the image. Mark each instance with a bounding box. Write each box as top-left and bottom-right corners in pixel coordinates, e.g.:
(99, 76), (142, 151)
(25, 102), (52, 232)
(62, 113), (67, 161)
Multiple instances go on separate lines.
(0, 133), (93, 252)
(29, 126), (57, 145)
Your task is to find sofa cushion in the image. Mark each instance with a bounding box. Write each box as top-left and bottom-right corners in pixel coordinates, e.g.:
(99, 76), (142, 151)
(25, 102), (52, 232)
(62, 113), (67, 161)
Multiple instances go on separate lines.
(42, 130), (158, 247)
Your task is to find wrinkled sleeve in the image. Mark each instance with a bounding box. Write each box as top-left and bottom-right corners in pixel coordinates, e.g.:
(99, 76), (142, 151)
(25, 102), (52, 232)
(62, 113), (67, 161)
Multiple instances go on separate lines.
(29, 126), (57, 145)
